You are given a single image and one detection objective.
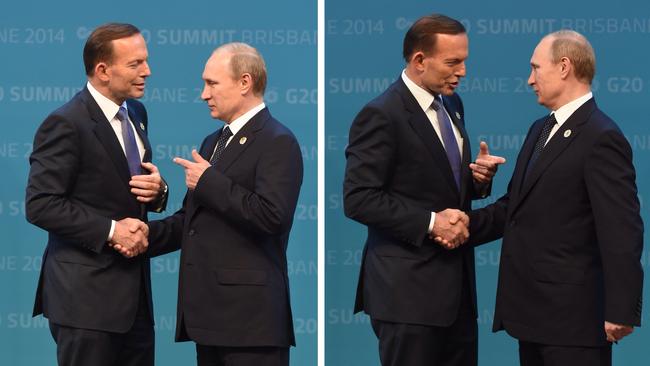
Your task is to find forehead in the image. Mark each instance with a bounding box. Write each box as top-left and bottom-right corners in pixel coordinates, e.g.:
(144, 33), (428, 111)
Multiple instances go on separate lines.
(531, 37), (553, 63)
(203, 51), (232, 79)
(430, 33), (468, 58)
(111, 34), (147, 59)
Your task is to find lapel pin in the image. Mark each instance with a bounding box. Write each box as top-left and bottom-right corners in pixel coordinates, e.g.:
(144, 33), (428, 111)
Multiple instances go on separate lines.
(455, 112), (461, 119)
(239, 137), (247, 145)
(139, 122), (145, 131)
(564, 129), (571, 138)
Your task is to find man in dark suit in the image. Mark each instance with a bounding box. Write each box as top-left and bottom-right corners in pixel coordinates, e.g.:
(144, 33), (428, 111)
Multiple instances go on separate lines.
(343, 14), (505, 366)
(147, 42), (303, 366)
(467, 30), (644, 365)
(25, 23), (168, 366)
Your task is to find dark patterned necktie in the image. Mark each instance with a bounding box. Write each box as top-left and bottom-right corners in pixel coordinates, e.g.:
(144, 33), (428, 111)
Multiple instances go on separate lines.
(432, 96), (461, 190)
(209, 126), (233, 165)
(116, 106), (142, 176)
(524, 114), (557, 180)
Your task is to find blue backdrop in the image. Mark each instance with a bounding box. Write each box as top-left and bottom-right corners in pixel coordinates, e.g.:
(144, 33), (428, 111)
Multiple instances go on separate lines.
(326, 1), (649, 365)
(0, 1), (316, 365)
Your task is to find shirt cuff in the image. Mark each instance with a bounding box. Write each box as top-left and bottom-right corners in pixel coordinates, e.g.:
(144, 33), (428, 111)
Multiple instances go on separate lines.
(107, 220), (116, 241)
(428, 212), (436, 234)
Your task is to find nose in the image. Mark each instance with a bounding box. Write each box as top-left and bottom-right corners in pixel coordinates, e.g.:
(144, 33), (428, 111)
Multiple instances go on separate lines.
(200, 84), (210, 101)
(455, 61), (466, 78)
(141, 61), (151, 77)
(527, 69), (535, 86)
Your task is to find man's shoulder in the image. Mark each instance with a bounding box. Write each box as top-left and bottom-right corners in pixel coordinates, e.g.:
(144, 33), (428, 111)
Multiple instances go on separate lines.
(366, 79), (405, 109)
(260, 112), (298, 142)
(44, 89), (89, 122)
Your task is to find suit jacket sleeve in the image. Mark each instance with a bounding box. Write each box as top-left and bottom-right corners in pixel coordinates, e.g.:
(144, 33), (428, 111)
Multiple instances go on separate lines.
(25, 114), (111, 253)
(586, 130), (644, 326)
(467, 187), (508, 247)
(147, 195), (185, 258)
(192, 133), (303, 236)
(343, 105), (431, 247)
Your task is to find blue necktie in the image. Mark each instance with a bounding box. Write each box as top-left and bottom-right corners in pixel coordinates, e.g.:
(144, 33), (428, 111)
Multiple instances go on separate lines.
(432, 96), (461, 190)
(209, 126), (233, 165)
(116, 106), (142, 176)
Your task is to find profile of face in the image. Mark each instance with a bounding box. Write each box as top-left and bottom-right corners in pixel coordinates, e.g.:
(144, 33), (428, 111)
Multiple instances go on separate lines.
(528, 37), (564, 110)
(102, 33), (151, 104)
(200, 51), (244, 123)
(417, 33), (468, 96)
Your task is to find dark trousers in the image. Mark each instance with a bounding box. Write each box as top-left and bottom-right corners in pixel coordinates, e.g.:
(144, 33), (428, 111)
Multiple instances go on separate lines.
(371, 276), (477, 366)
(49, 287), (154, 366)
(519, 340), (612, 366)
(196, 344), (289, 366)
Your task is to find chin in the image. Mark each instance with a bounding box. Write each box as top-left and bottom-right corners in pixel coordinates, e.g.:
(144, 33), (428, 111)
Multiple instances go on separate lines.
(130, 91), (145, 99)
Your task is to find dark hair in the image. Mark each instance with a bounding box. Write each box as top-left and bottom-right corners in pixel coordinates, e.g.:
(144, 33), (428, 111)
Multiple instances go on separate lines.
(83, 23), (141, 76)
(403, 14), (466, 62)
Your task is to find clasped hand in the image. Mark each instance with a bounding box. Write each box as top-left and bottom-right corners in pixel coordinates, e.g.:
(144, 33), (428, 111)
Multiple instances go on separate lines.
(430, 209), (469, 250)
(109, 218), (149, 258)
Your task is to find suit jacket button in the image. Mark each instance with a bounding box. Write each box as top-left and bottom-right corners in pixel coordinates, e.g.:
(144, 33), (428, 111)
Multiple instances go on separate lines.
(188, 229), (195, 236)
(510, 220), (516, 227)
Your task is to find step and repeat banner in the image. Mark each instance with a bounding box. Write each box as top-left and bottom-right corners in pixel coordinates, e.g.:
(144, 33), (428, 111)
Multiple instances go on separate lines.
(326, 1), (649, 365)
(0, 1), (316, 365)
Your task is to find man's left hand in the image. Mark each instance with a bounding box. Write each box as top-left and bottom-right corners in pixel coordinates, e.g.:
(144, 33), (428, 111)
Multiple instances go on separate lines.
(469, 141), (506, 183)
(604, 321), (634, 343)
(174, 149), (211, 190)
(130, 162), (164, 203)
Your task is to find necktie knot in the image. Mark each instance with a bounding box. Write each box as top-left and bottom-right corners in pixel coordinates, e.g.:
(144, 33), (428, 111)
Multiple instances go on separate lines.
(222, 126), (233, 139)
(116, 106), (129, 123)
(431, 96), (443, 111)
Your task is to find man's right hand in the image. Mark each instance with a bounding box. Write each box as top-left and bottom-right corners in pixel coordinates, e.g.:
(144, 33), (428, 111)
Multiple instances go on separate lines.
(430, 209), (469, 249)
(109, 218), (149, 258)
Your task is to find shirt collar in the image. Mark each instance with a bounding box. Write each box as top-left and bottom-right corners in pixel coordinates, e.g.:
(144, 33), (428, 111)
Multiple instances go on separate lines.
(225, 102), (266, 136)
(401, 70), (436, 112)
(87, 81), (127, 121)
(552, 92), (593, 126)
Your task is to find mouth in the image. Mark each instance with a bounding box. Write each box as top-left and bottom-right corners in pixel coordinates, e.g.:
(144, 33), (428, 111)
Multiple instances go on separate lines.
(133, 83), (146, 90)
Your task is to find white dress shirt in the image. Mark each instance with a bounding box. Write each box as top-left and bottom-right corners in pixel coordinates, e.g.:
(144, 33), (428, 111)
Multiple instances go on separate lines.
(544, 92), (593, 146)
(211, 102), (266, 157)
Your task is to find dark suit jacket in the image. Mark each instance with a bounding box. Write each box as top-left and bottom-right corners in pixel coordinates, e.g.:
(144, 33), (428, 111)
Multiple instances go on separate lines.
(343, 77), (488, 327)
(26, 86), (167, 333)
(469, 98), (644, 347)
(148, 108), (303, 347)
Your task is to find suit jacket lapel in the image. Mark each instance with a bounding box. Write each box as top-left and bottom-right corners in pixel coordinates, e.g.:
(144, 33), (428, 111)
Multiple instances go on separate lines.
(83, 88), (132, 186)
(126, 101), (152, 163)
(398, 80), (459, 196)
(513, 99), (595, 213)
(212, 108), (268, 173)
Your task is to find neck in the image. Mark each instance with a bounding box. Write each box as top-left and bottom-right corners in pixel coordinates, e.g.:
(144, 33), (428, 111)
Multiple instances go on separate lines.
(224, 96), (263, 124)
(550, 83), (591, 111)
(88, 78), (125, 105)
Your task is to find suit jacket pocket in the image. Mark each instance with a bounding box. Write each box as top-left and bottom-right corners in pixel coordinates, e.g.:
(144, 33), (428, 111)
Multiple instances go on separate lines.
(216, 268), (267, 286)
(52, 245), (113, 268)
(534, 262), (585, 285)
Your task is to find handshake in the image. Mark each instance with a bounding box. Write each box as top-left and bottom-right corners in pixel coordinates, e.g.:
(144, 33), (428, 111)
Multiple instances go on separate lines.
(108, 218), (149, 258)
(430, 208), (469, 250)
